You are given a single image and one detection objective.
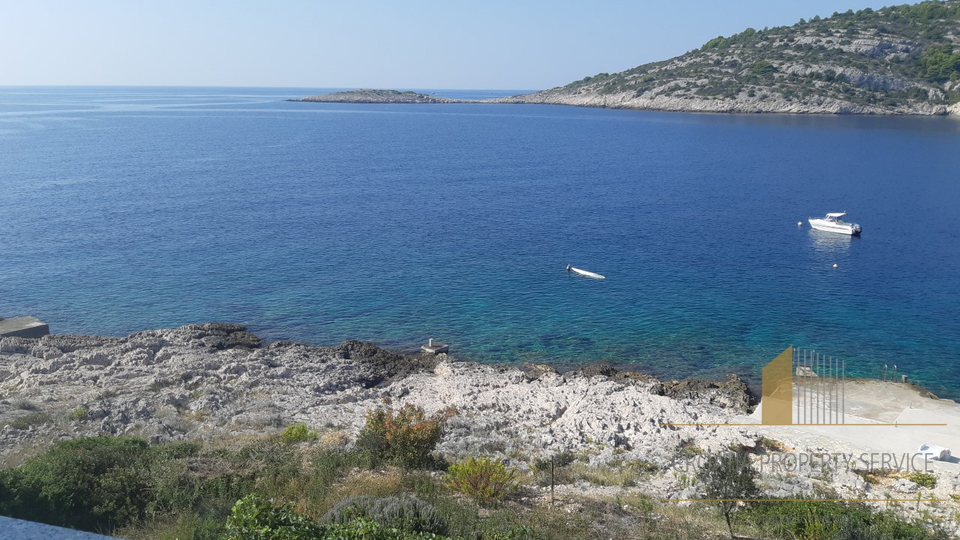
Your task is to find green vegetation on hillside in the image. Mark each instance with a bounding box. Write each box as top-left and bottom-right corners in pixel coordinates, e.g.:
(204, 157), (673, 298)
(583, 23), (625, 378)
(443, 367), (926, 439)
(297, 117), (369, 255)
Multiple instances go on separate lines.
(555, 0), (960, 111)
(0, 432), (950, 539)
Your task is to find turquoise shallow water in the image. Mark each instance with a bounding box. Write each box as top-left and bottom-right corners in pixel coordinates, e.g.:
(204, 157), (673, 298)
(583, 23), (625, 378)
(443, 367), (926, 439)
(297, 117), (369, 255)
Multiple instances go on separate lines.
(1, 87), (959, 395)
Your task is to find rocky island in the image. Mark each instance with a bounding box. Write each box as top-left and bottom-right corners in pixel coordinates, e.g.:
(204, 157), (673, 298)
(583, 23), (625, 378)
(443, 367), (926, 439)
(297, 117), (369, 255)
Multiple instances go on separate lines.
(1, 323), (958, 538)
(290, 89), (464, 104)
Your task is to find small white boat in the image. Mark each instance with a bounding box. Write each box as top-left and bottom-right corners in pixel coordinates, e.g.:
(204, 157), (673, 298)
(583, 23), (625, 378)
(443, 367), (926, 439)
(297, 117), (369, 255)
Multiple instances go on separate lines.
(566, 264), (605, 279)
(808, 212), (861, 236)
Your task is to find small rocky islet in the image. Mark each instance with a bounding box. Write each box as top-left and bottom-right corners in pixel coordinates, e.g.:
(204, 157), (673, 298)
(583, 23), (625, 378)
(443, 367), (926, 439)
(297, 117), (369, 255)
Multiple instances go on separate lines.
(289, 89), (463, 104)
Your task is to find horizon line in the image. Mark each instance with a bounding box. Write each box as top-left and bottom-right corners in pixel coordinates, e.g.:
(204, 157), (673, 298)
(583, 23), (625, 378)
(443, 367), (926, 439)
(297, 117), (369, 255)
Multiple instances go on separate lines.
(0, 84), (541, 92)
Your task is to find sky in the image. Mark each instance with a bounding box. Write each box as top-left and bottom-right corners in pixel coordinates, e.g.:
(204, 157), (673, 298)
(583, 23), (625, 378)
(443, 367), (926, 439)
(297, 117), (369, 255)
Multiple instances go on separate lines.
(1, 0), (897, 90)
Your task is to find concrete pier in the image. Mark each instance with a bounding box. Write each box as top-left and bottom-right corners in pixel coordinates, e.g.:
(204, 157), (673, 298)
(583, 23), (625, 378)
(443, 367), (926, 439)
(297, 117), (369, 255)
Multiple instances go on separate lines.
(0, 316), (50, 339)
(421, 338), (449, 355)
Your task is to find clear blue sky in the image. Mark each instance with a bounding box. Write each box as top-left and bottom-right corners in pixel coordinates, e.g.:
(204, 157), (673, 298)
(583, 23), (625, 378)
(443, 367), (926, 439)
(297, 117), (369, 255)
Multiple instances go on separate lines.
(1, 0), (894, 90)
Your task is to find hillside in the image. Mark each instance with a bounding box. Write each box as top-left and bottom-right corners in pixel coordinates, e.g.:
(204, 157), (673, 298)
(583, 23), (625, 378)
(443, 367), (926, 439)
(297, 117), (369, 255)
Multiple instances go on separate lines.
(501, 1), (960, 115)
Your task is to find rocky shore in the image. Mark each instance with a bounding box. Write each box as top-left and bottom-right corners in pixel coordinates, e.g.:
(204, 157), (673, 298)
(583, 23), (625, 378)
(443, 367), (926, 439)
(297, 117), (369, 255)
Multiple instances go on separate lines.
(291, 87), (960, 116)
(492, 88), (957, 116)
(2, 323), (958, 533)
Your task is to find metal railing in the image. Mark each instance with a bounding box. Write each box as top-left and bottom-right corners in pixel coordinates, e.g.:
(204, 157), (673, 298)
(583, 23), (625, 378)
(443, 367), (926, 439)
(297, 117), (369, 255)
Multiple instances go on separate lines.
(793, 347), (845, 425)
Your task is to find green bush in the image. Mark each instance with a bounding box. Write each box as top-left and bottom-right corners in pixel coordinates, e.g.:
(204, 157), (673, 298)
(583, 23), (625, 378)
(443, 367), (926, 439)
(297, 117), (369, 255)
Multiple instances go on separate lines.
(280, 423), (318, 445)
(226, 494), (323, 540)
(919, 44), (960, 81)
(743, 499), (950, 540)
(323, 494), (449, 535)
(446, 457), (518, 507)
(0, 435), (259, 537)
(907, 472), (937, 489)
(227, 494), (451, 540)
(0, 437), (155, 531)
(355, 405), (454, 469)
(751, 60), (777, 76)
(69, 407), (89, 421)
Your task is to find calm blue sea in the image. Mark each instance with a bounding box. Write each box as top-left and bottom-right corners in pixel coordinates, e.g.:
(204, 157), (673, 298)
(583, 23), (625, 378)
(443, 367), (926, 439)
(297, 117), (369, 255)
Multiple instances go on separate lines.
(1, 87), (959, 395)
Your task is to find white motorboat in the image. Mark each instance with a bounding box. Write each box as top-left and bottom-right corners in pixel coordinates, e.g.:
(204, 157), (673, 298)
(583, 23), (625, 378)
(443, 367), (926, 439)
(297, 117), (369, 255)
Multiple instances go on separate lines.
(566, 264), (605, 279)
(807, 212), (861, 236)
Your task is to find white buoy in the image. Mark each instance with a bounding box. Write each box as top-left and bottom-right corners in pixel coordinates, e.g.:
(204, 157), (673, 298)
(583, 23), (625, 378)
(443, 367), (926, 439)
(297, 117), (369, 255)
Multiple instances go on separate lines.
(833, 263), (838, 268)
(798, 221), (803, 226)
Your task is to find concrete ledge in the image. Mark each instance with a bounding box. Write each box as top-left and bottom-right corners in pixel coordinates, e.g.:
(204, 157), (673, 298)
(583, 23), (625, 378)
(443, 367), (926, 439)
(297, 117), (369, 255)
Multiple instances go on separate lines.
(0, 516), (119, 539)
(0, 316), (50, 339)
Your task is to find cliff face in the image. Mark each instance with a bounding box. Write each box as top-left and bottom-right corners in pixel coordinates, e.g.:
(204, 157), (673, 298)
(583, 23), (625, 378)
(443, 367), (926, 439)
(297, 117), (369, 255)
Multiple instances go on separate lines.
(502, 1), (960, 116)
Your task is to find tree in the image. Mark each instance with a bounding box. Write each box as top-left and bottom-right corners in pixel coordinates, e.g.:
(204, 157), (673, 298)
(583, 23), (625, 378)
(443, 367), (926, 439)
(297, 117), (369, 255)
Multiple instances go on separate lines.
(919, 44), (960, 81)
(750, 61), (777, 76)
(698, 452), (760, 539)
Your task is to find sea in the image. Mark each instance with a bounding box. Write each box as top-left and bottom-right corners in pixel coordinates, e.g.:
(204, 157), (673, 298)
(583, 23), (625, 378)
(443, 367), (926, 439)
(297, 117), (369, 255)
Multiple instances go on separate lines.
(1, 86), (959, 396)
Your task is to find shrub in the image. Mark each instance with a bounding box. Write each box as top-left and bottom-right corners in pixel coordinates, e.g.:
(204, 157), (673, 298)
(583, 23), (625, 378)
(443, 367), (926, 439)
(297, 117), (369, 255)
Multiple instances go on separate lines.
(0, 437), (156, 531)
(355, 405), (454, 469)
(751, 60), (778, 75)
(907, 472), (937, 489)
(228, 494), (451, 540)
(483, 526), (537, 540)
(7, 411), (53, 430)
(697, 452), (759, 539)
(279, 423), (318, 445)
(323, 494), (448, 535)
(69, 407), (88, 421)
(679, 440), (703, 458)
(226, 494), (323, 540)
(565, 459), (659, 487)
(11, 398), (39, 410)
(743, 499), (950, 540)
(531, 451), (575, 472)
(446, 457), (518, 506)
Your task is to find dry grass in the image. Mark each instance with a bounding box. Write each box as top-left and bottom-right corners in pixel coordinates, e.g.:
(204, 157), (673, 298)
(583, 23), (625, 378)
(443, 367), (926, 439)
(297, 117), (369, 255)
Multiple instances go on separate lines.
(319, 429), (351, 451)
(565, 459), (659, 487)
(328, 468), (406, 501)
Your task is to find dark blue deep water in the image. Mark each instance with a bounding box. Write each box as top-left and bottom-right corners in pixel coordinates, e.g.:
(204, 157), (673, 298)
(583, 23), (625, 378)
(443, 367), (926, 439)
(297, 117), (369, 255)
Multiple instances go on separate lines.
(1, 87), (959, 395)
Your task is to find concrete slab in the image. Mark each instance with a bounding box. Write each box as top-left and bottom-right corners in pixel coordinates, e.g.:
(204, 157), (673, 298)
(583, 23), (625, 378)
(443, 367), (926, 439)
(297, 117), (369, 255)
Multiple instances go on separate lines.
(747, 379), (960, 475)
(0, 516), (119, 539)
(0, 316), (50, 339)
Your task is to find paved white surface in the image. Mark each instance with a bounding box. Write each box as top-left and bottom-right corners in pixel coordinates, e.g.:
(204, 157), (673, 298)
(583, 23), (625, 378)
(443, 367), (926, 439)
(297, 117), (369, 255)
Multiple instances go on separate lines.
(748, 379), (960, 475)
(0, 516), (119, 540)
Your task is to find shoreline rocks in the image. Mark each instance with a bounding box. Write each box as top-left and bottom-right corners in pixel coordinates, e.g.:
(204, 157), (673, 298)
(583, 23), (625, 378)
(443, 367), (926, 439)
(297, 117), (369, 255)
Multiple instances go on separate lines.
(493, 89), (957, 116)
(0, 323), (754, 458)
(289, 88), (960, 117)
(1, 323), (957, 533)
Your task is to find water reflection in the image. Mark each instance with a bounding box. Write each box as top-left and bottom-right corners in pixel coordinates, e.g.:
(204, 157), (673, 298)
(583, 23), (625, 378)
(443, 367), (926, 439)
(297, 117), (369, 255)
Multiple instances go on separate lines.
(808, 229), (856, 253)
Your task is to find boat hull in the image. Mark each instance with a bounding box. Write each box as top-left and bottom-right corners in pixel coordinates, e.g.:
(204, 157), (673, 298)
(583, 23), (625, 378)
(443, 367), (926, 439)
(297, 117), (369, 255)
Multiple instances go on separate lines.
(570, 267), (605, 279)
(808, 219), (861, 236)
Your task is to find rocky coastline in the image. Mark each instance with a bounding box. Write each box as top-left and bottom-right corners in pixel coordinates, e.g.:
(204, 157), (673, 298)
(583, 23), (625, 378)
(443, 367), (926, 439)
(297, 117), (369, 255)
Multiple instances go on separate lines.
(0, 324), (754, 462)
(291, 88), (960, 116)
(492, 89), (960, 116)
(2, 323), (959, 533)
